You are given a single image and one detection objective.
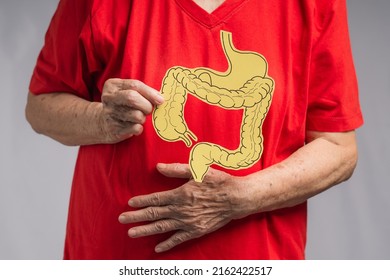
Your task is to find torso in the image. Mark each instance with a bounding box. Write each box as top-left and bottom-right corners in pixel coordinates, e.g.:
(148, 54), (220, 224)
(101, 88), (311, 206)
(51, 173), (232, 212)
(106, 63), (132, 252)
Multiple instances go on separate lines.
(65, 0), (311, 260)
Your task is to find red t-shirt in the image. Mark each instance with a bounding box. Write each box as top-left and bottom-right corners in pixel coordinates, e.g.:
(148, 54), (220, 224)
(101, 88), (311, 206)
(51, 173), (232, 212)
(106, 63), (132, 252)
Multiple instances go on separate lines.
(30, 0), (363, 259)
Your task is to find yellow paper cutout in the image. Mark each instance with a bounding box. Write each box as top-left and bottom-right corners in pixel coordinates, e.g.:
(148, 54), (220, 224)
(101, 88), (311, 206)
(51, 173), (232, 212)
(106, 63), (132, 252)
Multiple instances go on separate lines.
(153, 31), (274, 182)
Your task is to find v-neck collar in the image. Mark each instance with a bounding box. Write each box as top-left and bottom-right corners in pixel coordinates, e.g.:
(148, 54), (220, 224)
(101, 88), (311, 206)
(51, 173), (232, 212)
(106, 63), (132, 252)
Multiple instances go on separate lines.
(175, 0), (249, 29)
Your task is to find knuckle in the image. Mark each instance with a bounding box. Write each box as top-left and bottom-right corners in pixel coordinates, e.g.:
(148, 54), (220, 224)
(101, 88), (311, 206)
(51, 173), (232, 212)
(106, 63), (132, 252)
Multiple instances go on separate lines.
(180, 187), (195, 202)
(107, 78), (119, 84)
(173, 163), (182, 172)
(103, 78), (118, 91)
(132, 110), (146, 124)
(146, 207), (160, 220)
(172, 234), (186, 244)
(144, 106), (153, 115)
(150, 193), (161, 206)
(101, 93), (111, 105)
(131, 124), (144, 136)
(172, 231), (193, 245)
(125, 90), (138, 104)
(167, 204), (180, 215)
(127, 79), (142, 90)
(154, 221), (167, 233)
(103, 78), (114, 88)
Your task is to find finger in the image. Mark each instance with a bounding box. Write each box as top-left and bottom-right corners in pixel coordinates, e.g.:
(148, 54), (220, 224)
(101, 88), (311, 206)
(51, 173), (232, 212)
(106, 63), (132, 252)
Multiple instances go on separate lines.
(155, 231), (194, 253)
(117, 123), (144, 136)
(104, 89), (154, 115)
(121, 90), (155, 115)
(118, 206), (171, 224)
(104, 117), (144, 137)
(116, 79), (164, 106)
(111, 107), (146, 124)
(156, 163), (192, 179)
(127, 220), (182, 238)
(128, 190), (176, 208)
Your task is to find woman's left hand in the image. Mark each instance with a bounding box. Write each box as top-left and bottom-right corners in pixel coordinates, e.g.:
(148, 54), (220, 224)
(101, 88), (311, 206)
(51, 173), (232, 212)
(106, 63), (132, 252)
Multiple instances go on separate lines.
(118, 163), (250, 253)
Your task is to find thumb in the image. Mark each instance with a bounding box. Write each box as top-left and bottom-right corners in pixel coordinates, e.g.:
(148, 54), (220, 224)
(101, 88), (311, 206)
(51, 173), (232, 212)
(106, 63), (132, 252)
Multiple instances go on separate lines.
(156, 163), (192, 179)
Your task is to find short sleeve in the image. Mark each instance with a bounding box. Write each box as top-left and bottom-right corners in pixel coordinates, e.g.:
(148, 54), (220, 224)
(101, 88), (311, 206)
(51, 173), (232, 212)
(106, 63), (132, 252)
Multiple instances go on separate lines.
(29, 0), (100, 100)
(306, 0), (363, 132)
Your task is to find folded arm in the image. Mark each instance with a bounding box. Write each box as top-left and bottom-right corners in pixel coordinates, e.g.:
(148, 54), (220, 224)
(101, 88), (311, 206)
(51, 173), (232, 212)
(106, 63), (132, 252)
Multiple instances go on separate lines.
(119, 130), (358, 252)
(237, 130), (358, 214)
(25, 79), (164, 146)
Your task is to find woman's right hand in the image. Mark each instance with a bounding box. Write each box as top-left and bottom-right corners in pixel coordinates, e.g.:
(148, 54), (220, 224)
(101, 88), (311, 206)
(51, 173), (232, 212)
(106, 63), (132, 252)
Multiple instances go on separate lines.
(100, 78), (164, 143)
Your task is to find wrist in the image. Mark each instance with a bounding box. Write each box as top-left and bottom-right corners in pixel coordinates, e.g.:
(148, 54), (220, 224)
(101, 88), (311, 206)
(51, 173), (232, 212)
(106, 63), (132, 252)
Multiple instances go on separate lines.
(228, 175), (263, 219)
(86, 101), (108, 144)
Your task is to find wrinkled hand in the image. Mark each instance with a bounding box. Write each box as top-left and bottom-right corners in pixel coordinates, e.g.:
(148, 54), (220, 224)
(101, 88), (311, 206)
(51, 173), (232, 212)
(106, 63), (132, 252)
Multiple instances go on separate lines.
(118, 163), (250, 253)
(100, 78), (164, 143)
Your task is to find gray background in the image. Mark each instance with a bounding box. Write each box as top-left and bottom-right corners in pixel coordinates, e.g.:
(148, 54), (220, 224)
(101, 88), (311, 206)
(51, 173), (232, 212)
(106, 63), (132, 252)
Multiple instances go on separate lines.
(0, 0), (389, 259)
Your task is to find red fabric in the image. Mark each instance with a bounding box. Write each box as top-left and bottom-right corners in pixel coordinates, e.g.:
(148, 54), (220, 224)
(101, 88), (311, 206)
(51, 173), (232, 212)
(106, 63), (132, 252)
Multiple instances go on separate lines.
(29, 0), (363, 259)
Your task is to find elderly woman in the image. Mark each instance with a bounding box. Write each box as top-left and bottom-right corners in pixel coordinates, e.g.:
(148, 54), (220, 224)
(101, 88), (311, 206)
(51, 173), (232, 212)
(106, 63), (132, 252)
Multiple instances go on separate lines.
(26, 0), (363, 259)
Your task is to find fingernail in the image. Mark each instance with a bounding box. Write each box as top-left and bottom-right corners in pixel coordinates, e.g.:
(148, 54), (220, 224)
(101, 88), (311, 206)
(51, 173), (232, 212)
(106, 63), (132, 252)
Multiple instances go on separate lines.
(128, 229), (137, 238)
(157, 163), (167, 169)
(118, 215), (126, 223)
(128, 199), (136, 207)
(155, 246), (163, 253)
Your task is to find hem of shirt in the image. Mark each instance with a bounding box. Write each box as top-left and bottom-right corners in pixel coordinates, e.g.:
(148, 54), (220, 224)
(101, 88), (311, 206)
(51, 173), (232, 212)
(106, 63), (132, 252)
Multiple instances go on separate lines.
(306, 114), (364, 132)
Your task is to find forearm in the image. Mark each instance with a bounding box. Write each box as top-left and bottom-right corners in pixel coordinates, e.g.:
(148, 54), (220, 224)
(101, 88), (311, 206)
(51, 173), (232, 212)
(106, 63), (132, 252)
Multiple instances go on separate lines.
(26, 80), (163, 146)
(235, 131), (358, 215)
(118, 131), (358, 252)
(25, 92), (105, 146)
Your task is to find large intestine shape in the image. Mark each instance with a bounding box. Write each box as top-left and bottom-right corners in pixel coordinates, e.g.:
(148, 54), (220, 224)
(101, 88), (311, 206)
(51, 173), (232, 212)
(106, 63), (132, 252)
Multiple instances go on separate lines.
(153, 31), (275, 182)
